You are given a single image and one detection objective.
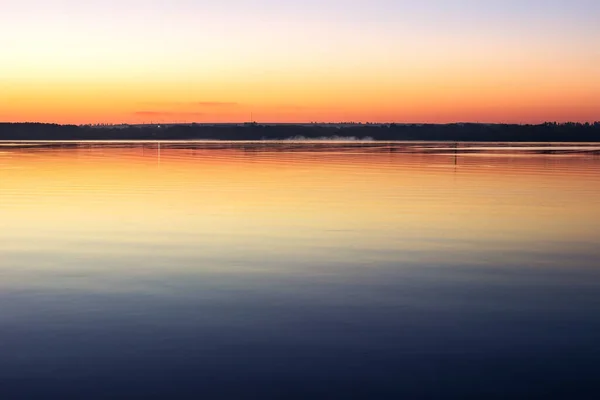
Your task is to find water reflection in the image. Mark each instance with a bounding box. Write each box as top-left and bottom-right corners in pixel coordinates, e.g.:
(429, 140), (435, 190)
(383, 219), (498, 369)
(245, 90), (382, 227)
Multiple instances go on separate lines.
(1, 142), (600, 399)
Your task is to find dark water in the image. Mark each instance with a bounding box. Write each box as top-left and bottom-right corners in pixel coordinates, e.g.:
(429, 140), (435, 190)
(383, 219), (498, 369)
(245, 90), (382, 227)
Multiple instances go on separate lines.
(1, 142), (600, 399)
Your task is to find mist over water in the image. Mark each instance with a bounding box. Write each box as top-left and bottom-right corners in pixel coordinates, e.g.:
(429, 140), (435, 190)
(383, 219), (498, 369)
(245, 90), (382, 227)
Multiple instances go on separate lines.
(1, 142), (600, 399)
(284, 135), (375, 141)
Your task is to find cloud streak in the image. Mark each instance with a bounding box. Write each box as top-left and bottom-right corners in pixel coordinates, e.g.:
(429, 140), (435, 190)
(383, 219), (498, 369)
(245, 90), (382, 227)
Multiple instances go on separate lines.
(193, 101), (239, 107)
(138, 101), (240, 108)
(133, 111), (205, 117)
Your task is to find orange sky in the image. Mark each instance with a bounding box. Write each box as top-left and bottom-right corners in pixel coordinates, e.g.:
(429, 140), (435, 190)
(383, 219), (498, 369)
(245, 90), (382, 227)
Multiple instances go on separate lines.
(1, 1), (599, 124)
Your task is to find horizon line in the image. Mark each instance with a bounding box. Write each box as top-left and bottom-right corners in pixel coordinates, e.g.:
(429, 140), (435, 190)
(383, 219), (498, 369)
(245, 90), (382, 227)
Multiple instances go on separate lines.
(2, 121), (599, 127)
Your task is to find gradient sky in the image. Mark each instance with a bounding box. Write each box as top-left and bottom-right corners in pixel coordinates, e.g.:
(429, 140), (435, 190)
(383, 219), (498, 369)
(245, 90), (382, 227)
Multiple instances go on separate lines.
(1, 0), (599, 124)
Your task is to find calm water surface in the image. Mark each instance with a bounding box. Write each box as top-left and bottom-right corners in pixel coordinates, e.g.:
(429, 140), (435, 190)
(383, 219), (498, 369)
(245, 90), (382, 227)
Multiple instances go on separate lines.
(1, 142), (600, 399)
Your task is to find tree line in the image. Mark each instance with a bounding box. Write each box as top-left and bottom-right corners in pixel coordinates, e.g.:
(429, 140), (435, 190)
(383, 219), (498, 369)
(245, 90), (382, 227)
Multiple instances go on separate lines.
(1, 122), (599, 141)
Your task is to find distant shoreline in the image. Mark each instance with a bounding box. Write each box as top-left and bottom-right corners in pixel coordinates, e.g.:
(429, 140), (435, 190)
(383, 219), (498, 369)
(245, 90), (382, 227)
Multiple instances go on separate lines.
(1, 122), (599, 142)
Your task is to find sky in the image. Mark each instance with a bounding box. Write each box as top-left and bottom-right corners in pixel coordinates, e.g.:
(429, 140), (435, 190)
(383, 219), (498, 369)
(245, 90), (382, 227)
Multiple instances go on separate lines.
(1, 0), (599, 124)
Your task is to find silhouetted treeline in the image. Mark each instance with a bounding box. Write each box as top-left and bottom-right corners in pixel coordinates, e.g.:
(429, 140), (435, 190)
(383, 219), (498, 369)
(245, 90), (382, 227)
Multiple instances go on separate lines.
(1, 122), (600, 141)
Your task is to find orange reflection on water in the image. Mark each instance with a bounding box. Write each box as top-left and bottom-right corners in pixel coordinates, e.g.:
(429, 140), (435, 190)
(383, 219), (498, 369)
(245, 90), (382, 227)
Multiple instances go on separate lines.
(1, 143), (600, 269)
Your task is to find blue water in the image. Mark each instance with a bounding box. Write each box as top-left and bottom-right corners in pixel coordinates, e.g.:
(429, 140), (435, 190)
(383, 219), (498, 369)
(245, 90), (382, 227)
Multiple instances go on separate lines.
(1, 142), (600, 399)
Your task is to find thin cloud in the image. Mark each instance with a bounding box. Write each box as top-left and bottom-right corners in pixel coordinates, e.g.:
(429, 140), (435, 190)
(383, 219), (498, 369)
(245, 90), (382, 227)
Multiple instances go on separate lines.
(138, 101), (240, 108)
(133, 111), (205, 117)
(193, 101), (239, 107)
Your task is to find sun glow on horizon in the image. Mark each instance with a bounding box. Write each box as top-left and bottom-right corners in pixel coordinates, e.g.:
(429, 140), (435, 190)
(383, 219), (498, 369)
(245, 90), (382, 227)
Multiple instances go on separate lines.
(1, 0), (599, 124)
